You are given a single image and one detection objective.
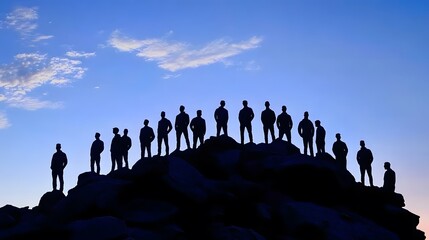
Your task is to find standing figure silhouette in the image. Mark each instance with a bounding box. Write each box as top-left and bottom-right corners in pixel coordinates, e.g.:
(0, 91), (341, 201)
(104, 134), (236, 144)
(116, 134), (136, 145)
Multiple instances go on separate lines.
(298, 111), (314, 156)
(90, 132), (104, 174)
(214, 100), (229, 136)
(239, 100), (254, 145)
(140, 119), (155, 158)
(190, 110), (206, 149)
(276, 105), (293, 142)
(332, 133), (348, 169)
(157, 111), (173, 156)
(383, 162), (396, 193)
(357, 140), (374, 187)
(122, 129), (132, 169)
(175, 105), (191, 151)
(261, 101), (276, 144)
(315, 120), (326, 155)
(51, 143), (68, 192)
(110, 127), (122, 172)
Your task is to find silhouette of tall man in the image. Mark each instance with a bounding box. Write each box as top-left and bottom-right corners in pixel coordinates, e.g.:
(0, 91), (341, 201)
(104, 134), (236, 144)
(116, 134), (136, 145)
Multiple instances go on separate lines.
(214, 100), (228, 136)
(90, 132), (104, 174)
(298, 111), (314, 156)
(157, 111), (172, 156)
(239, 100), (254, 145)
(140, 119), (155, 158)
(383, 162), (396, 193)
(315, 120), (326, 155)
(51, 143), (68, 192)
(175, 105), (191, 151)
(357, 140), (374, 187)
(332, 133), (348, 169)
(190, 110), (206, 149)
(110, 127), (122, 172)
(122, 129), (132, 169)
(261, 101), (276, 144)
(276, 105), (293, 142)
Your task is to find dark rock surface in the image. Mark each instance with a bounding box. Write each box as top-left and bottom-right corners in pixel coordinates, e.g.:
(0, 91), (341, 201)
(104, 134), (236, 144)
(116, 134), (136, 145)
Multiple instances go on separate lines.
(0, 136), (425, 239)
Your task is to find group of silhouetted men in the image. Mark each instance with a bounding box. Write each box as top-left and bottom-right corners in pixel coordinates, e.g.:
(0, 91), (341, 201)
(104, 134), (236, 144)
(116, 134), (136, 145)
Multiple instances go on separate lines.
(50, 100), (396, 194)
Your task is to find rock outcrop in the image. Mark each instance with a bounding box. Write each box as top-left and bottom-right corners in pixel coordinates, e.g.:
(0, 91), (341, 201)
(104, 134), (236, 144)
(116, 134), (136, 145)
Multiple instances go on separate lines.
(0, 136), (425, 239)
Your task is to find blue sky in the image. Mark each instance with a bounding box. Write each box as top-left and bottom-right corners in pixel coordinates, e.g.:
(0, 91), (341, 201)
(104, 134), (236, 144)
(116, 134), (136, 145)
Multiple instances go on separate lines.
(0, 0), (428, 234)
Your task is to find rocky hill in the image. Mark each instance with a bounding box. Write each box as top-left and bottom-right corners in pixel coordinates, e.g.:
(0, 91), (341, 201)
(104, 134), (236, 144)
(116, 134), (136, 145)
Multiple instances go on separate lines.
(0, 136), (425, 240)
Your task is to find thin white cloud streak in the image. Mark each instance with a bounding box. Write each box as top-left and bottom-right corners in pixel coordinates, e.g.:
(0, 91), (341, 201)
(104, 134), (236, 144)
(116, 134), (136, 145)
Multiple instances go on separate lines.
(66, 51), (96, 58)
(3, 7), (38, 37)
(0, 113), (10, 129)
(0, 53), (86, 110)
(33, 35), (54, 42)
(108, 30), (263, 72)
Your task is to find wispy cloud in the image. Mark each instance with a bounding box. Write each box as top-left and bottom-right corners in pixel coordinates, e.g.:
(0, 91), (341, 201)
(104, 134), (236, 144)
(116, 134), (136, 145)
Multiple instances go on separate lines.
(163, 73), (181, 80)
(0, 113), (10, 129)
(0, 53), (86, 110)
(66, 51), (96, 58)
(1, 7), (53, 42)
(108, 30), (263, 72)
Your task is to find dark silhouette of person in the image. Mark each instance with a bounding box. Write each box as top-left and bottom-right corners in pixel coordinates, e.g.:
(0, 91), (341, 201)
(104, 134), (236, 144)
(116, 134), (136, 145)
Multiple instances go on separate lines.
(315, 120), (326, 155)
(90, 132), (104, 174)
(332, 133), (348, 169)
(157, 111), (173, 156)
(356, 140), (374, 187)
(175, 105), (191, 151)
(122, 129), (132, 169)
(214, 100), (228, 136)
(110, 127), (122, 172)
(239, 100), (254, 145)
(140, 119), (155, 158)
(276, 105), (293, 142)
(51, 143), (68, 192)
(383, 162), (396, 193)
(190, 110), (206, 149)
(261, 101), (276, 144)
(298, 111), (314, 156)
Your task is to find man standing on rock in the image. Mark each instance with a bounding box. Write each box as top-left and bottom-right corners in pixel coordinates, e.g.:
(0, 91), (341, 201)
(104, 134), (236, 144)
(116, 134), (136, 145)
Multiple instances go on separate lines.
(261, 101), (276, 144)
(190, 110), (206, 149)
(214, 100), (228, 137)
(298, 111), (314, 157)
(51, 143), (68, 192)
(110, 127), (122, 172)
(383, 162), (396, 193)
(175, 105), (191, 151)
(239, 100), (254, 145)
(157, 111), (173, 156)
(276, 105), (293, 142)
(122, 129), (132, 169)
(140, 119), (155, 158)
(332, 133), (348, 169)
(90, 132), (104, 174)
(315, 120), (326, 155)
(356, 140), (374, 187)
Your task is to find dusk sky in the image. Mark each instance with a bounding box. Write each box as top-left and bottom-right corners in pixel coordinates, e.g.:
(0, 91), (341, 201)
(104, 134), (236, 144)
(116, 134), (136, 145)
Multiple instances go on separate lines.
(0, 0), (428, 234)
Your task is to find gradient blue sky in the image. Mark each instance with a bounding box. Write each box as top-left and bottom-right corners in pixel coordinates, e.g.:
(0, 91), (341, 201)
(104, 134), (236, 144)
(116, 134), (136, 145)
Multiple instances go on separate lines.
(0, 0), (428, 234)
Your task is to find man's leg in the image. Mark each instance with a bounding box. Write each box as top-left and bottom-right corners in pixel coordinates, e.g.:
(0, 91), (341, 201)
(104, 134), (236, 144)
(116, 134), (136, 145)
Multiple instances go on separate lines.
(124, 151), (129, 168)
(367, 165), (374, 187)
(309, 137), (314, 157)
(263, 125), (269, 144)
(248, 124), (253, 143)
(110, 153), (115, 172)
(176, 131), (181, 150)
(286, 130), (291, 143)
(269, 125), (275, 142)
(360, 165), (366, 185)
(183, 129), (191, 149)
(95, 158), (100, 174)
(303, 138), (308, 155)
(216, 124), (221, 137)
(52, 171), (57, 191)
(58, 171), (64, 192)
(165, 135), (169, 155)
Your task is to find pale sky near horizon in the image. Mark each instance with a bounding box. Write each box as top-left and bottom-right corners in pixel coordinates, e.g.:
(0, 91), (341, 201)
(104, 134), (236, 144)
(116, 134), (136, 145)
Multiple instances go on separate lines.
(0, 0), (428, 235)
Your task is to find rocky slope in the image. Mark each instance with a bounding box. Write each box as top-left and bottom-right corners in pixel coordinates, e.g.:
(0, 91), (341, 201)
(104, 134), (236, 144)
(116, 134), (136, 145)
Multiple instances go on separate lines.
(0, 136), (425, 240)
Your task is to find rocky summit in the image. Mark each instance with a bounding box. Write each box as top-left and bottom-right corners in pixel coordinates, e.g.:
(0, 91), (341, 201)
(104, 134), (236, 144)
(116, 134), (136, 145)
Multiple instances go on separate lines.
(0, 136), (425, 240)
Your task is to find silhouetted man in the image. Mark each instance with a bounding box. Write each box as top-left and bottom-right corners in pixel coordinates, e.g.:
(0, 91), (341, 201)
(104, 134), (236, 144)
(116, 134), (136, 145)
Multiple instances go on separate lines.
(276, 105), (293, 142)
(175, 105), (191, 151)
(332, 133), (348, 169)
(298, 111), (314, 156)
(122, 129), (132, 169)
(110, 127), (122, 172)
(315, 120), (326, 155)
(261, 101), (276, 144)
(140, 119), (155, 158)
(383, 162), (396, 193)
(90, 132), (104, 174)
(51, 143), (68, 192)
(214, 100), (228, 136)
(239, 100), (254, 145)
(357, 140), (374, 187)
(190, 110), (206, 149)
(157, 111), (173, 156)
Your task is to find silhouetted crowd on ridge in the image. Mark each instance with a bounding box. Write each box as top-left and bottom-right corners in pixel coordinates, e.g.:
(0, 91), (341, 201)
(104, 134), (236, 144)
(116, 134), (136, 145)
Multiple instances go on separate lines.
(50, 100), (396, 195)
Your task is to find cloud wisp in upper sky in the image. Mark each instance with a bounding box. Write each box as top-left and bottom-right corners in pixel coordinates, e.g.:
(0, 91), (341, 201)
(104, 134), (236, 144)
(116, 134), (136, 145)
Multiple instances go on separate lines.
(108, 30), (263, 72)
(1, 7), (53, 42)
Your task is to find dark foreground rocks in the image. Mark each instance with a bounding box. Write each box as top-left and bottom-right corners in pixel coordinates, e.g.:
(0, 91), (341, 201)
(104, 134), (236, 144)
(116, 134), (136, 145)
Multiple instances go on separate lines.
(0, 136), (425, 240)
